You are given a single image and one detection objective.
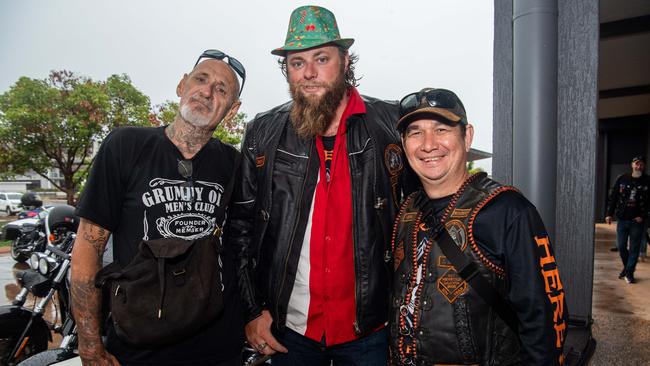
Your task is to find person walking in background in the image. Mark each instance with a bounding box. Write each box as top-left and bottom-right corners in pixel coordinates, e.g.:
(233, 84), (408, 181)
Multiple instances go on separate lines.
(605, 155), (650, 284)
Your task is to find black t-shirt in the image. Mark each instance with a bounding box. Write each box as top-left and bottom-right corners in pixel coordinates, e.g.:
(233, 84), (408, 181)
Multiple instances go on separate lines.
(622, 176), (647, 220)
(321, 135), (336, 182)
(76, 126), (244, 365)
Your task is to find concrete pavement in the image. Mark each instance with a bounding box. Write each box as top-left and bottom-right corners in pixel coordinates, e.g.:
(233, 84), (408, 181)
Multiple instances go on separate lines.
(591, 223), (650, 365)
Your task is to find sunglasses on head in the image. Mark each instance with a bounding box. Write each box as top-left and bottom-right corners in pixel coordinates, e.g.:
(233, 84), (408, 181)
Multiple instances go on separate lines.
(194, 49), (246, 96)
(399, 88), (466, 121)
(178, 159), (195, 203)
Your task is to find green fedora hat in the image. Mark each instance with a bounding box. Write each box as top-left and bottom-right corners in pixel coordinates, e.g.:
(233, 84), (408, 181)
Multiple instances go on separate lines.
(271, 5), (355, 56)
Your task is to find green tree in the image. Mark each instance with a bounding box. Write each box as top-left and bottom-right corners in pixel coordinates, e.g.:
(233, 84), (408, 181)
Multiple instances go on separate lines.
(0, 70), (152, 204)
(466, 160), (485, 175)
(152, 101), (247, 147)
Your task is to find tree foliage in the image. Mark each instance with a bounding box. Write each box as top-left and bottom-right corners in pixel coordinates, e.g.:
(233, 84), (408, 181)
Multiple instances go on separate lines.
(152, 101), (248, 147)
(0, 70), (152, 204)
(466, 160), (485, 175)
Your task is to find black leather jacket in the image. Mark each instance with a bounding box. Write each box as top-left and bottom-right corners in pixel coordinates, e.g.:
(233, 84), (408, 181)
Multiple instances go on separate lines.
(227, 95), (408, 335)
(606, 173), (650, 220)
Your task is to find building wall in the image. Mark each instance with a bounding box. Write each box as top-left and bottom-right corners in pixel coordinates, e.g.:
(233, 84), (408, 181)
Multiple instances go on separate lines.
(493, 0), (598, 319)
(555, 0), (599, 320)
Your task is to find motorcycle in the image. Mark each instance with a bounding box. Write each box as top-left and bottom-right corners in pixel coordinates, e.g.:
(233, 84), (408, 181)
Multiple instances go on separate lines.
(0, 205), (79, 366)
(8, 210), (48, 263)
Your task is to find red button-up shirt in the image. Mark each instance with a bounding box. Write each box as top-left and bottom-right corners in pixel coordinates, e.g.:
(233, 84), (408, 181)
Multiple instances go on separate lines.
(302, 88), (366, 345)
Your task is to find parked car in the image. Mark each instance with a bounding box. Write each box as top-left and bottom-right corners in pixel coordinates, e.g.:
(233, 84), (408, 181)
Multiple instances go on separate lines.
(0, 192), (23, 215)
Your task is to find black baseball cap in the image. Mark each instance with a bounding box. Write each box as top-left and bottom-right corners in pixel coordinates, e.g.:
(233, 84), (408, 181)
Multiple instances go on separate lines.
(397, 88), (468, 132)
(632, 156), (645, 163)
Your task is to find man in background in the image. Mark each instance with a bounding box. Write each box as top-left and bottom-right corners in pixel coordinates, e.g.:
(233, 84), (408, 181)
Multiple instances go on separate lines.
(606, 155), (650, 284)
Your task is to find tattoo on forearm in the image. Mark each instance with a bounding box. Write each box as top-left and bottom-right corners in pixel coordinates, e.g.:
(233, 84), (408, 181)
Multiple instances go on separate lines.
(71, 278), (103, 350)
(82, 225), (110, 258)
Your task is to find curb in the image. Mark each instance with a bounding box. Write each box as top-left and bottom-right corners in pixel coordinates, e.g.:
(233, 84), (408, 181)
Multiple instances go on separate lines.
(0, 246), (10, 254)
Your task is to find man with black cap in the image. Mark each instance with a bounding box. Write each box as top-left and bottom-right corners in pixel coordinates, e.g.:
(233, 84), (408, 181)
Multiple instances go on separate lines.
(228, 5), (407, 365)
(605, 155), (650, 284)
(71, 50), (245, 365)
(389, 88), (567, 365)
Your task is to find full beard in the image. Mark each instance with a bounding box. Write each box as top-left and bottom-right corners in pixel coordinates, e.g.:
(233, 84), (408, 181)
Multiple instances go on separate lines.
(289, 73), (348, 139)
(180, 97), (215, 129)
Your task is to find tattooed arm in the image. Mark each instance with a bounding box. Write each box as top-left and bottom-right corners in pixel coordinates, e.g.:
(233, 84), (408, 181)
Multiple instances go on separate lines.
(70, 218), (120, 366)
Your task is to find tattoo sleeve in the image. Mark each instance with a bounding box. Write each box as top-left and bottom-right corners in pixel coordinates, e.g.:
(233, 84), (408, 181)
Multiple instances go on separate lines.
(70, 218), (111, 356)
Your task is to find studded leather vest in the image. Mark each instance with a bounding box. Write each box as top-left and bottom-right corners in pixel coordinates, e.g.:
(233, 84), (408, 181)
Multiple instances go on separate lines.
(389, 173), (521, 366)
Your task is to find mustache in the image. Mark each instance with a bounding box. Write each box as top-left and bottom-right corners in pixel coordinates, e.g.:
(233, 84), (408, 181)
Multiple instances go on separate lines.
(188, 95), (213, 111)
(297, 81), (329, 89)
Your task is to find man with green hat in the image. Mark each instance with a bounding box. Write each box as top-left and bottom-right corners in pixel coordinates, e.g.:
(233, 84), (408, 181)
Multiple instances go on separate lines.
(228, 5), (410, 365)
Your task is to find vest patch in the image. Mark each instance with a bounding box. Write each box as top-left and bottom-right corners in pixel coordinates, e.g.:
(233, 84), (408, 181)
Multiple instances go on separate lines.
(402, 211), (418, 222)
(445, 219), (468, 250)
(394, 240), (405, 271)
(437, 267), (468, 303)
(450, 208), (471, 218)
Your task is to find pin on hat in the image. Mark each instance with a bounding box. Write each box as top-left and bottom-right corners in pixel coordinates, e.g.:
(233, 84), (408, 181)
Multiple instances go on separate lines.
(271, 5), (354, 56)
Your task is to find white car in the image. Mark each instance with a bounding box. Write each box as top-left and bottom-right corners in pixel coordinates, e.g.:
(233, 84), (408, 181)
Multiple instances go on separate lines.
(0, 192), (22, 215)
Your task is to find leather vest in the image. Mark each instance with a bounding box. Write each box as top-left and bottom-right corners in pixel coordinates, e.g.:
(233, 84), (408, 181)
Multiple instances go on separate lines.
(389, 173), (522, 366)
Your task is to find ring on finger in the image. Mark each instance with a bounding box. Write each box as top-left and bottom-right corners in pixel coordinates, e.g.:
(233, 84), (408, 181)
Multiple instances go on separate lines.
(256, 342), (268, 352)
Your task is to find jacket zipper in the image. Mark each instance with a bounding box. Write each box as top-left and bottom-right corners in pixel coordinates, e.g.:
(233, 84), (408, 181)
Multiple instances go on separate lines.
(275, 140), (312, 325)
(348, 128), (367, 336)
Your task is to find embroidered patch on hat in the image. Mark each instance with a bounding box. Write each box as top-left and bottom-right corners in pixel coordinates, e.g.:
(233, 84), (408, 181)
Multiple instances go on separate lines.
(384, 144), (404, 176)
(256, 155), (266, 168)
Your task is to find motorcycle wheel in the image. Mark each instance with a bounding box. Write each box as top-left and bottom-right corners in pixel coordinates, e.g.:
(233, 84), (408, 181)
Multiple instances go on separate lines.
(0, 327), (49, 366)
(9, 239), (28, 263)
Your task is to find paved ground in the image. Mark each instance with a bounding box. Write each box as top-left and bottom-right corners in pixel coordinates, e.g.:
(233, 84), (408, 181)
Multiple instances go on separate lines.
(590, 223), (650, 366)
(1, 223), (649, 364)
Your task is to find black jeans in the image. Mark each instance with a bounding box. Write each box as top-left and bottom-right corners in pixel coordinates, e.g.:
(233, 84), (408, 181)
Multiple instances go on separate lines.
(616, 219), (644, 275)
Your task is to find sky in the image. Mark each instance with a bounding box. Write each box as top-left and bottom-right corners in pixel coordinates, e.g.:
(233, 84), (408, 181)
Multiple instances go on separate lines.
(0, 0), (494, 171)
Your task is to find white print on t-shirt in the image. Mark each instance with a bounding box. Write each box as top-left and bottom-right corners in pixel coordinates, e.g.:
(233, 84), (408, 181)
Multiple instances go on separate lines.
(140, 177), (225, 241)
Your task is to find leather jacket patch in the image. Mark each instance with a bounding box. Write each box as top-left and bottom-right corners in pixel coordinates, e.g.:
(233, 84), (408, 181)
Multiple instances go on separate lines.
(384, 144), (404, 176)
(255, 155), (266, 168)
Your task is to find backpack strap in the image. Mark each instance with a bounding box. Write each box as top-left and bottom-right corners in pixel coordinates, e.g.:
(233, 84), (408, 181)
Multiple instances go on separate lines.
(435, 226), (519, 332)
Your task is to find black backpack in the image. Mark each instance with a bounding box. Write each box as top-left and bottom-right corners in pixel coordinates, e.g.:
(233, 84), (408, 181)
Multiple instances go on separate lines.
(95, 235), (224, 346)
